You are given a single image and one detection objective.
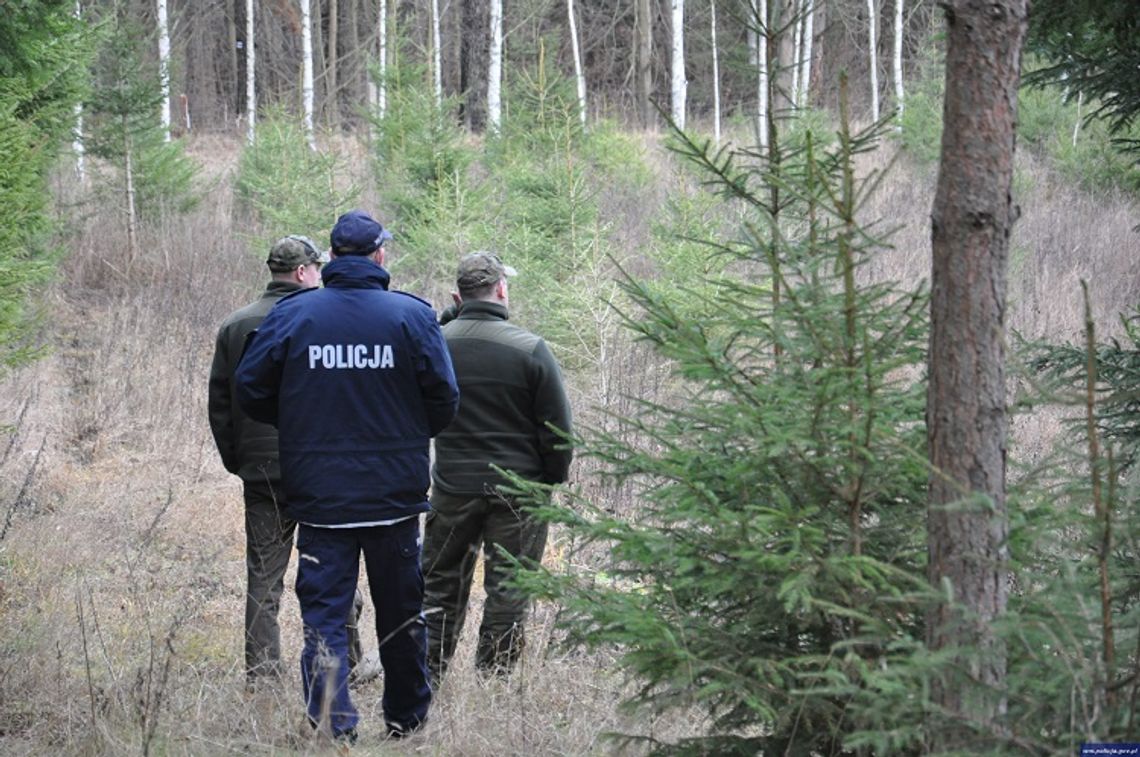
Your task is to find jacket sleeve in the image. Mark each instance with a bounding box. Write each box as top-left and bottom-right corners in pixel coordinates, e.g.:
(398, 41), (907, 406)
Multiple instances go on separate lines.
(207, 325), (240, 474)
(415, 311), (460, 436)
(234, 320), (284, 427)
(530, 339), (574, 484)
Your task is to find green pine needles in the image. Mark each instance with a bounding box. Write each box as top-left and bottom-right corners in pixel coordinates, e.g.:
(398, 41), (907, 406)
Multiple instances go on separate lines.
(516, 99), (934, 753)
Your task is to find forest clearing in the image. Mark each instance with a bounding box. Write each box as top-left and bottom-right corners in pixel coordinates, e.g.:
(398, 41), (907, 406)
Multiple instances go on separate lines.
(3, 0), (1140, 754)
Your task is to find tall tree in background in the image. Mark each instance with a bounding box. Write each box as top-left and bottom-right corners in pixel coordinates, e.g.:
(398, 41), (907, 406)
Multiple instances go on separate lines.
(431, 0), (443, 109)
(378, 0), (388, 121)
(926, 0), (1028, 750)
(892, 0), (903, 125)
(156, 0), (171, 140)
(636, 0), (652, 127)
(752, 0), (768, 147)
(327, 0), (339, 127)
(866, 0), (880, 120)
(710, 0), (721, 146)
(74, 1), (87, 180)
(567, 0), (586, 127)
(487, 0), (503, 133)
(302, 0), (316, 149)
(245, 0), (256, 144)
(670, 0), (685, 128)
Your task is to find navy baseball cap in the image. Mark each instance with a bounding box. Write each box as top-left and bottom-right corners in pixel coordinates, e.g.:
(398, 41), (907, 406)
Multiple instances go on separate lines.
(330, 210), (393, 256)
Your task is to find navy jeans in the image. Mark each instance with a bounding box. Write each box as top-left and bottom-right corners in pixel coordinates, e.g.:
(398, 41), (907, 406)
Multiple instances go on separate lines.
(295, 518), (431, 736)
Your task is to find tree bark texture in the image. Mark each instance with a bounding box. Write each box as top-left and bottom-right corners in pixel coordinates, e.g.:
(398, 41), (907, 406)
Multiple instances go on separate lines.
(926, 0), (1027, 749)
(636, 0), (652, 127)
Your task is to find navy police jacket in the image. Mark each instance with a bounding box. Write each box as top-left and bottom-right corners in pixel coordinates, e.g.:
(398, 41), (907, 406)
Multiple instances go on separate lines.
(235, 255), (459, 525)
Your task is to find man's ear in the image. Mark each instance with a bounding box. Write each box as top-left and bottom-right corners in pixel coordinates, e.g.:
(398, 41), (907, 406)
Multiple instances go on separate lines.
(451, 291), (462, 306)
(374, 246), (386, 266)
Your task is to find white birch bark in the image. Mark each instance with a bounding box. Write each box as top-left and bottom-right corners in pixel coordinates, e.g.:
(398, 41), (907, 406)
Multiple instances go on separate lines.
(756, 0), (768, 148)
(124, 125), (138, 262)
(74, 1), (85, 180)
(567, 0), (587, 126)
(710, 0), (721, 147)
(245, 0), (256, 144)
(431, 0), (442, 109)
(892, 0), (903, 124)
(1073, 90), (1083, 145)
(801, 0), (813, 108)
(867, 0), (880, 121)
(791, 0), (802, 108)
(488, 0), (503, 133)
(157, 0), (171, 141)
(670, 0), (686, 129)
(301, 0), (316, 149)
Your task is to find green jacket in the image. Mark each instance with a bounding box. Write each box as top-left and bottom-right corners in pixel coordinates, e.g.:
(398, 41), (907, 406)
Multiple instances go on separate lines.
(208, 280), (302, 483)
(432, 300), (573, 495)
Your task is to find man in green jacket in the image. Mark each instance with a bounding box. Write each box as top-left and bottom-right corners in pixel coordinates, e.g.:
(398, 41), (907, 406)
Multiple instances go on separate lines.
(208, 235), (328, 682)
(424, 251), (573, 680)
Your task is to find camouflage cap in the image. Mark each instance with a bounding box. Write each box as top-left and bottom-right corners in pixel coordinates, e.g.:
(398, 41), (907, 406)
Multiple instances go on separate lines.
(266, 235), (329, 272)
(456, 251), (517, 291)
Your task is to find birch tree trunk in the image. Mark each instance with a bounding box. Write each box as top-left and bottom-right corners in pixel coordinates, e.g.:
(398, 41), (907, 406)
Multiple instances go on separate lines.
(670, 0), (685, 129)
(755, 0), (768, 148)
(893, 0), (904, 124)
(567, 0), (587, 126)
(867, 0), (880, 121)
(301, 0), (316, 149)
(636, 0), (652, 127)
(74, 0), (85, 180)
(487, 0), (503, 133)
(245, 0), (256, 144)
(157, 0), (171, 141)
(123, 123), (138, 263)
(801, 0), (813, 108)
(926, 0), (1028, 749)
(791, 0), (802, 108)
(431, 0), (443, 109)
(710, 0), (721, 147)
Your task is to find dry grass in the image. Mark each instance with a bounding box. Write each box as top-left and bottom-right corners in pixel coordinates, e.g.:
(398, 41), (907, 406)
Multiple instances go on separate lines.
(0, 127), (1136, 755)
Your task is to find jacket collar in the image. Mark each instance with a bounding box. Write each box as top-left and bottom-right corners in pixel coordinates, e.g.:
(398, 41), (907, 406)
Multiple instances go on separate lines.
(456, 300), (509, 321)
(264, 280), (304, 297)
(320, 255), (392, 290)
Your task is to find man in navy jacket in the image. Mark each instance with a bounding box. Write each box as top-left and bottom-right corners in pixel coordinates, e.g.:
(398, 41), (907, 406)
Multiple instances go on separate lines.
(236, 210), (459, 743)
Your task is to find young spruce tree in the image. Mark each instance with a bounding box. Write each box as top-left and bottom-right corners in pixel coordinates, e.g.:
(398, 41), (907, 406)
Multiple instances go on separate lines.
(518, 94), (935, 753)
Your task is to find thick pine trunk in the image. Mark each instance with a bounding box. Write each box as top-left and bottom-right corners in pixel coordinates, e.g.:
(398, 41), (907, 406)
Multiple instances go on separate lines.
(926, 0), (1028, 749)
